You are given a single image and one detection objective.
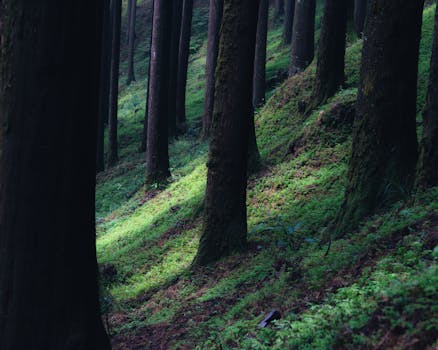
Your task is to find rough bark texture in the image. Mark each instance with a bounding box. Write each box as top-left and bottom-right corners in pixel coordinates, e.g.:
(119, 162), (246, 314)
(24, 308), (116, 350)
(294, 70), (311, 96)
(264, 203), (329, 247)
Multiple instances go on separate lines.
(0, 1), (110, 349)
(202, 0), (224, 139)
(283, 0), (295, 44)
(127, 0), (137, 85)
(167, 1), (184, 140)
(97, 0), (113, 173)
(146, 0), (173, 184)
(175, 0), (194, 134)
(108, 0), (122, 167)
(336, 0), (424, 235)
(417, 4), (438, 190)
(274, 0), (284, 20)
(312, 0), (348, 107)
(289, 0), (316, 76)
(193, 0), (259, 266)
(354, 0), (367, 37)
(253, 0), (269, 108)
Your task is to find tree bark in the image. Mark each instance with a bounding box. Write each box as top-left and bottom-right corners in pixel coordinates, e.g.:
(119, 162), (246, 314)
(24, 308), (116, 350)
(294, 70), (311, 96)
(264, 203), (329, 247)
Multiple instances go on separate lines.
(283, 0), (295, 45)
(335, 0), (424, 234)
(176, 0), (195, 134)
(193, 0), (260, 266)
(274, 0), (284, 20)
(127, 0), (137, 85)
(312, 0), (348, 107)
(416, 4), (438, 190)
(354, 0), (367, 38)
(0, 1), (110, 348)
(146, 0), (173, 184)
(253, 0), (269, 108)
(202, 0), (224, 139)
(108, 0), (122, 167)
(289, 0), (316, 76)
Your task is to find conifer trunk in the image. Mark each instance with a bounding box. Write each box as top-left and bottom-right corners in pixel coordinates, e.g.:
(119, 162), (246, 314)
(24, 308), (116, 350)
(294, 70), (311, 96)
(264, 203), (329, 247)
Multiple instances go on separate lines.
(253, 0), (269, 108)
(127, 0), (137, 85)
(354, 0), (367, 37)
(283, 0), (295, 45)
(274, 0), (284, 20)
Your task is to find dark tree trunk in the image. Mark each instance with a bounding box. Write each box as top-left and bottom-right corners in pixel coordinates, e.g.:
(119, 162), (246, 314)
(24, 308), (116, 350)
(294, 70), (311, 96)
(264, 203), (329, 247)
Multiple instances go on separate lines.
(97, 0), (113, 173)
(127, 0), (137, 85)
(202, 0), (224, 139)
(289, 0), (316, 76)
(283, 0), (295, 45)
(312, 0), (348, 107)
(108, 0), (122, 167)
(417, 5), (438, 190)
(335, 0), (424, 234)
(167, 1), (184, 140)
(253, 0), (269, 108)
(0, 1), (110, 349)
(146, 0), (173, 184)
(354, 0), (367, 38)
(193, 0), (260, 266)
(175, 0), (195, 134)
(274, 0), (284, 20)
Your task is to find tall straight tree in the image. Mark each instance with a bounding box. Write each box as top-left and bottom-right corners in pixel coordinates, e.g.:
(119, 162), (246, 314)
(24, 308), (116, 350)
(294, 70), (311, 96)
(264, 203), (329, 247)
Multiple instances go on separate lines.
(176, 0), (195, 132)
(417, 4), (438, 190)
(274, 0), (285, 20)
(0, 1), (110, 349)
(127, 0), (137, 85)
(193, 0), (260, 266)
(289, 0), (316, 76)
(283, 0), (295, 44)
(97, 0), (113, 173)
(167, 1), (184, 140)
(336, 0), (424, 234)
(108, 0), (122, 167)
(146, 0), (173, 184)
(253, 0), (269, 108)
(312, 0), (348, 107)
(202, 0), (224, 139)
(354, 0), (367, 37)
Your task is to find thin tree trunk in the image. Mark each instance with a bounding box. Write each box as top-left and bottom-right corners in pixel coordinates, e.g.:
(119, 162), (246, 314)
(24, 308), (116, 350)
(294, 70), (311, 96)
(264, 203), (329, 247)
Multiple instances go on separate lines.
(283, 0), (295, 45)
(416, 4), (438, 190)
(289, 0), (316, 76)
(354, 0), (367, 38)
(126, 0), (133, 42)
(202, 0), (224, 139)
(335, 0), (424, 234)
(312, 0), (348, 107)
(193, 0), (260, 266)
(108, 0), (122, 167)
(175, 0), (194, 134)
(0, 1), (110, 348)
(146, 0), (173, 184)
(127, 0), (137, 85)
(274, 0), (284, 20)
(253, 0), (269, 108)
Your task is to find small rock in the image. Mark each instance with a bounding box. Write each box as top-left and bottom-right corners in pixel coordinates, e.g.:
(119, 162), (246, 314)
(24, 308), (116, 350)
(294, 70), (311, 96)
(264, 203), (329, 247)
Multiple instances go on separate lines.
(258, 309), (281, 328)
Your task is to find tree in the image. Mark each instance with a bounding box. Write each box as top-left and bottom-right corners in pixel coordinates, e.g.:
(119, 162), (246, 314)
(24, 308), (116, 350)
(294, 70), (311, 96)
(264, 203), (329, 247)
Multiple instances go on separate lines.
(146, 0), (173, 184)
(167, 1), (184, 140)
(0, 1), (110, 349)
(127, 0), (137, 85)
(253, 0), (269, 108)
(354, 0), (367, 37)
(416, 4), (438, 190)
(289, 0), (316, 76)
(202, 0), (224, 139)
(312, 0), (348, 107)
(335, 0), (424, 234)
(193, 0), (260, 266)
(108, 0), (122, 167)
(274, 0), (285, 20)
(176, 0), (195, 133)
(283, 0), (295, 45)
(97, 0), (114, 173)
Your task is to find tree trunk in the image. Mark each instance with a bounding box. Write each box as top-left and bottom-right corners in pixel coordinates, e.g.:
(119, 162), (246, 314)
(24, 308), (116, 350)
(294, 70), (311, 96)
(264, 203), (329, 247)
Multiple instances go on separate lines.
(127, 0), (137, 85)
(289, 0), (316, 76)
(202, 0), (224, 139)
(167, 1), (184, 140)
(97, 0), (113, 173)
(283, 0), (295, 45)
(108, 0), (122, 167)
(146, 0), (173, 184)
(416, 4), (438, 190)
(274, 0), (284, 20)
(193, 0), (260, 266)
(354, 0), (367, 38)
(312, 0), (348, 107)
(0, 1), (110, 349)
(335, 0), (424, 234)
(175, 0), (195, 134)
(253, 0), (269, 108)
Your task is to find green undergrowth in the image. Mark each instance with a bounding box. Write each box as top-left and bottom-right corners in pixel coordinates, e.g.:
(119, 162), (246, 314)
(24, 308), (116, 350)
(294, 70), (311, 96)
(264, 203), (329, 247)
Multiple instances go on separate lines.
(97, 3), (438, 349)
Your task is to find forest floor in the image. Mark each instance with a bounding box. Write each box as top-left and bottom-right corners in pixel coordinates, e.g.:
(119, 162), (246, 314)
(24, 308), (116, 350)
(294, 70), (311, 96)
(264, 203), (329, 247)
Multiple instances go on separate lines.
(96, 1), (438, 349)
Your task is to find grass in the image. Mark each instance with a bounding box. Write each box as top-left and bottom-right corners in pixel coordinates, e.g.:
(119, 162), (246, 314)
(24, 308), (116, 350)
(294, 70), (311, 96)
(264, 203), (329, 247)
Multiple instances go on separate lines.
(97, 2), (438, 349)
